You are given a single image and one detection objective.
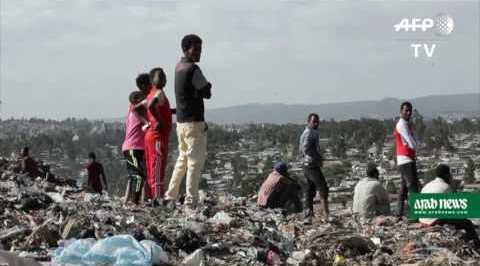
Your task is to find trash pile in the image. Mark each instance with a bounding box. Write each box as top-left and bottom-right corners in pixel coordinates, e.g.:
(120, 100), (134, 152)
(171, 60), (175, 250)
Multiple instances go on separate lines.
(293, 214), (480, 266)
(1, 157), (480, 265)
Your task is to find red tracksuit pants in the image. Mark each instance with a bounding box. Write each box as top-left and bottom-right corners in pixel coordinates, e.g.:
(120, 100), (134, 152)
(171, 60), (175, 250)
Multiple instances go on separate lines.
(144, 133), (169, 199)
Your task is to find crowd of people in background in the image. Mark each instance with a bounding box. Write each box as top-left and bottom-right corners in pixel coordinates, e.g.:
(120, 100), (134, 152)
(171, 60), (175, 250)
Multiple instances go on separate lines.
(255, 101), (480, 247)
(11, 34), (480, 249)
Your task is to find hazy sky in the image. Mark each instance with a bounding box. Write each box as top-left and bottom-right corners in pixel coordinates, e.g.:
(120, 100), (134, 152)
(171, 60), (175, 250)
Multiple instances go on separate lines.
(1, 0), (479, 119)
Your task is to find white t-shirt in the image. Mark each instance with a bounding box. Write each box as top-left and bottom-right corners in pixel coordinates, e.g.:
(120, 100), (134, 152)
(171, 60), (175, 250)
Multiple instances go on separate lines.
(419, 178), (452, 225)
(396, 118), (417, 165)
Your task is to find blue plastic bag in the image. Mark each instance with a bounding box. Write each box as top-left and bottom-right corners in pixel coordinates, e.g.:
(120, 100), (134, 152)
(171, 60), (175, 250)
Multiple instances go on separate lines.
(53, 235), (167, 266)
(53, 238), (96, 265)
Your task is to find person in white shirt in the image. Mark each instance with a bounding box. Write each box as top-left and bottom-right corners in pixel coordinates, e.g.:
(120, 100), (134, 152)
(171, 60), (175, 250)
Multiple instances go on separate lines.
(420, 164), (480, 248)
(394, 101), (421, 218)
(353, 163), (391, 219)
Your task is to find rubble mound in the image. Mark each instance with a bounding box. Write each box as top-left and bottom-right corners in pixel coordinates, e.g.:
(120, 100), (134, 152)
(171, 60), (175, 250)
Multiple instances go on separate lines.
(1, 158), (479, 265)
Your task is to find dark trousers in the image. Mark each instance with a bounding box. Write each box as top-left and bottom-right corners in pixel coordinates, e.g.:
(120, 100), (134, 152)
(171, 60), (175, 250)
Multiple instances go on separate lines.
(436, 219), (480, 246)
(124, 150), (146, 204)
(303, 165), (329, 213)
(267, 184), (303, 214)
(397, 161), (420, 216)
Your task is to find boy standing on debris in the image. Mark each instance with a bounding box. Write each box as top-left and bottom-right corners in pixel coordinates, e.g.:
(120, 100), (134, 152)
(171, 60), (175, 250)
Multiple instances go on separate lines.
(165, 34), (212, 210)
(121, 73), (151, 204)
(86, 152), (108, 194)
(394, 102), (420, 218)
(419, 164), (480, 248)
(299, 113), (329, 223)
(352, 163), (391, 219)
(144, 68), (173, 204)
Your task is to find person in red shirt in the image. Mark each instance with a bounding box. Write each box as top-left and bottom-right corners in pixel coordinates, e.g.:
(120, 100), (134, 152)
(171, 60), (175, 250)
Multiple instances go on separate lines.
(394, 101), (420, 218)
(144, 68), (173, 204)
(17, 147), (41, 178)
(257, 162), (302, 213)
(86, 152), (108, 194)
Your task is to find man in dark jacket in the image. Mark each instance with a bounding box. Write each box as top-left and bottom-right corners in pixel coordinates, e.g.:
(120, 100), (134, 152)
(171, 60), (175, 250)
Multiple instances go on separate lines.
(299, 113), (329, 224)
(165, 34), (212, 210)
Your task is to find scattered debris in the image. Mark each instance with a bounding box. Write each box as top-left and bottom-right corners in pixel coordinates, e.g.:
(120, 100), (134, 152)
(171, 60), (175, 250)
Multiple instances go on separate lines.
(182, 248), (204, 266)
(0, 157), (479, 265)
(0, 250), (42, 266)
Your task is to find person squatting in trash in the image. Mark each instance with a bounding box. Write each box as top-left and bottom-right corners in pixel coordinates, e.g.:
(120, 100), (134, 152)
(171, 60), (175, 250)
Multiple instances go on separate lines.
(352, 162), (391, 219)
(257, 161), (303, 214)
(419, 164), (480, 248)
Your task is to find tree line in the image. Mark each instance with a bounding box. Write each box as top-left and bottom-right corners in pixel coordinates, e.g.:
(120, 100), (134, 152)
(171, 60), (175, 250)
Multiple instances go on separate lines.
(0, 115), (478, 196)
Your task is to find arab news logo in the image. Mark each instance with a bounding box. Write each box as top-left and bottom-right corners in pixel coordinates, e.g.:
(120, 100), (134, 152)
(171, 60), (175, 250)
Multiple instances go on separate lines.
(409, 193), (480, 219)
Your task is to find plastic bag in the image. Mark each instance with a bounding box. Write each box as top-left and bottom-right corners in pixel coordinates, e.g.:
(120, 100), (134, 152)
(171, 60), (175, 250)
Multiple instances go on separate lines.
(53, 238), (96, 265)
(53, 235), (168, 266)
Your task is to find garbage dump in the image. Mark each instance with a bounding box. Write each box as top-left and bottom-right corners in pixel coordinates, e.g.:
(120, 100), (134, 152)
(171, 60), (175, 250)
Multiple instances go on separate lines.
(1, 157), (479, 265)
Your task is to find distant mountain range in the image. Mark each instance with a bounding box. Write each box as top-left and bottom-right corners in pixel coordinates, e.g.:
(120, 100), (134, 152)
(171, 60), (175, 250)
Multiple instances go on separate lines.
(206, 93), (480, 124)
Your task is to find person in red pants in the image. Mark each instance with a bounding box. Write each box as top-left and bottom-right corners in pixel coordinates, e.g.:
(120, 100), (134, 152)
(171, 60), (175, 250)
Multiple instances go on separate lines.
(144, 67), (174, 205)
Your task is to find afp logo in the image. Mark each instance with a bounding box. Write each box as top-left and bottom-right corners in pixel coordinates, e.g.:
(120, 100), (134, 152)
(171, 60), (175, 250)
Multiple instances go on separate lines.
(434, 13), (455, 36)
(394, 13), (454, 58)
